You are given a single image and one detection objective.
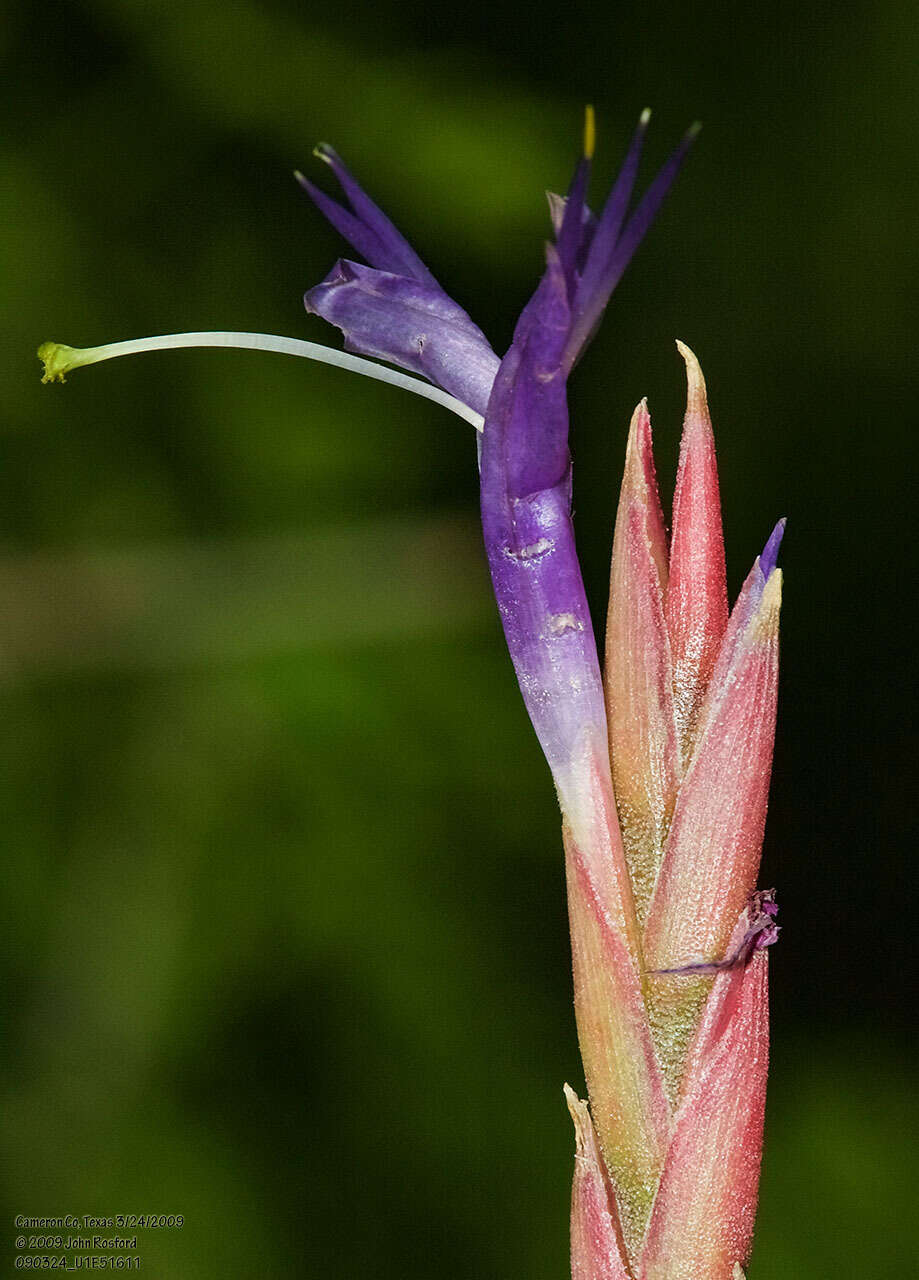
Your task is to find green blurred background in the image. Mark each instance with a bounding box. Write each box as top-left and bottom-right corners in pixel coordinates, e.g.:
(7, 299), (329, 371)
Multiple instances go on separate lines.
(2, 0), (916, 1275)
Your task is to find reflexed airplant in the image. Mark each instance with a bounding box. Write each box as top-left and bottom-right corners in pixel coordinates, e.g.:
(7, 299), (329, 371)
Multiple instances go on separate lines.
(39, 108), (783, 1279)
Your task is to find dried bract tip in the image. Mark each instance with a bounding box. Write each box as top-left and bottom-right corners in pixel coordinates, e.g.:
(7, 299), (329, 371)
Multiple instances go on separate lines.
(675, 338), (708, 417)
(565, 1086), (633, 1280)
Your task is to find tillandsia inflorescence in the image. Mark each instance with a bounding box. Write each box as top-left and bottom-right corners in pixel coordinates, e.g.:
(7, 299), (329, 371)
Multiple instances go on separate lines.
(39, 107), (784, 1279)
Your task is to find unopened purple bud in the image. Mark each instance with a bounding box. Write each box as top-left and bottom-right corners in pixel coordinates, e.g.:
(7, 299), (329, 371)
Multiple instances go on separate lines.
(759, 517), (786, 580)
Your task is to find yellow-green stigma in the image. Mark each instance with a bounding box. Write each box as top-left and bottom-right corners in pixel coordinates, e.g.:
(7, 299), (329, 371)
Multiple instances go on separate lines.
(37, 341), (101, 384)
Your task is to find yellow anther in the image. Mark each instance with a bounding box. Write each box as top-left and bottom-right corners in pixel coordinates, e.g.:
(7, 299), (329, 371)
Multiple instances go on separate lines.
(583, 104), (596, 160)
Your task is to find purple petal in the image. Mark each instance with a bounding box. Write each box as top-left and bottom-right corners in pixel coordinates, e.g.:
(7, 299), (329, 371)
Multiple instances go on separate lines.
(590, 124), (699, 300)
(299, 145), (439, 286)
(564, 121), (699, 367)
(569, 111), (649, 329)
(304, 259), (499, 416)
(296, 176), (396, 276)
(759, 517), (786, 580)
(554, 156), (592, 291)
(480, 249), (608, 784)
(502, 249), (573, 494)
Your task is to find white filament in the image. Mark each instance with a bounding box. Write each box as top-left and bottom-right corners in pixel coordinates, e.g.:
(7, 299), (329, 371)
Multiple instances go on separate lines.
(76, 332), (485, 431)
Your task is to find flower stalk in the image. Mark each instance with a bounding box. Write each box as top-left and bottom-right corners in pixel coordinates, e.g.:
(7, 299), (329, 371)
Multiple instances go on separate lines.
(39, 110), (783, 1279)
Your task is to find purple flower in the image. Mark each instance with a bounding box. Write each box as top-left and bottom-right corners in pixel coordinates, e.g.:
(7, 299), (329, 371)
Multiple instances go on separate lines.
(299, 115), (697, 816)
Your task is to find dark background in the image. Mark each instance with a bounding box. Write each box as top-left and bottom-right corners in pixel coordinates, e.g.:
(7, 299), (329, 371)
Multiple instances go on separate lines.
(2, 0), (916, 1275)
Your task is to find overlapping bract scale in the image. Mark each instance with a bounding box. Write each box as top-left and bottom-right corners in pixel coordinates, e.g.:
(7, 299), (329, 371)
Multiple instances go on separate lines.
(667, 342), (729, 759)
(605, 399), (680, 926)
(566, 1086), (634, 1280)
(639, 908), (770, 1280)
(605, 343), (782, 1099)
